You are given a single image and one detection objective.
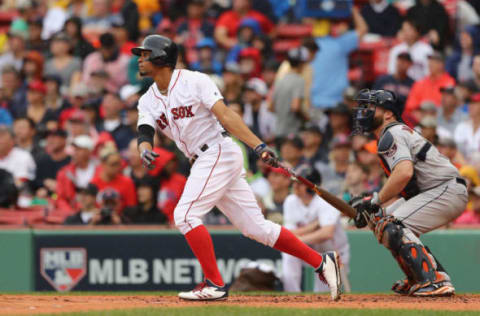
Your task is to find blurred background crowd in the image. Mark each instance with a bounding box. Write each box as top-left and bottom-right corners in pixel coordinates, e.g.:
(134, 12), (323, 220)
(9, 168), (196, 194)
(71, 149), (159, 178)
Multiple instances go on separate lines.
(0, 0), (479, 227)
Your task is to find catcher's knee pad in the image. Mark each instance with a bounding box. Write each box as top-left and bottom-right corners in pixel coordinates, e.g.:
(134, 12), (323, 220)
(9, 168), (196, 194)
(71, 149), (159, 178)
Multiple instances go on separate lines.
(376, 219), (404, 253)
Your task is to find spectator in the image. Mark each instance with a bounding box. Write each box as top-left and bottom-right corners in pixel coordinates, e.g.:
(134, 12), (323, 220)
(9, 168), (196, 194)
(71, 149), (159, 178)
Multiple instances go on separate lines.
(117, 0), (140, 42)
(0, 125), (36, 188)
(13, 117), (42, 158)
(405, 52), (456, 116)
(44, 75), (66, 117)
(59, 83), (89, 128)
(355, 140), (383, 193)
(406, 0), (450, 50)
(360, 0), (402, 37)
(83, 32), (130, 93)
(56, 135), (97, 211)
(44, 32), (82, 89)
(388, 20), (433, 81)
(33, 129), (71, 196)
(454, 93), (480, 161)
(324, 103), (352, 147)
(263, 166), (291, 223)
(0, 30), (27, 78)
(149, 147), (187, 223)
(64, 183), (99, 225)
(125, 139), (148, 186)
(190, 38), (222, 75)
(272, 47), (308, 138)
(214, 0), (273, 49)
(111, 22), (137, 56)
(237, 47), (262, 79)
(82, 0), (123, 35)
(23, 51), (44, 83)
(26, 80), (58, 132)
(222, 63), (243, 103)
(300, 123), (328, 166)
(275, 38), (319, 119)
(374, 52), (415, 109)
(437, 137), (463, 169)
(310, 7), (368, 110)
(91, 146), (137, 213)
(243, 78), (276, 142)
(97, 92), (135, 151)
(418, 116), (439, 144)
(63, 17), (95, 60)
(446, 26), (480, 82)
(91, 188), (123, 225)
(119, 84), (141, 108)
(343, 161), (369, 202)
(176, 0), (215, 64)
(226, 18), (261, 64)
(437, 86), (468, 136)
(280, 135), (306, 169)
(123, 178), (168, 224)
(0, 67), (27, 119)
(315, 135), (352, 197)
(454, 186), (480, 225)
(26, 18), (48, 53)
(283, 165), (350, 293)
(465, 54), (480, 92)
(41, 1), (68, 40)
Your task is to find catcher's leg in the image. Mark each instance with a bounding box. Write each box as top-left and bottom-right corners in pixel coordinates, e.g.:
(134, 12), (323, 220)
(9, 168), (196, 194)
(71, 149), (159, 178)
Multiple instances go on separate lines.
(375, 216), (454, 297)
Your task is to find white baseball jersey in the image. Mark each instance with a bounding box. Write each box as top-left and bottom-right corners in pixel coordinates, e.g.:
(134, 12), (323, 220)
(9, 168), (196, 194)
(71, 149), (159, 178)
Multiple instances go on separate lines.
(137, 69), (225, 158)
(283, 194), (349, 254)
(282, 194), (349, 292)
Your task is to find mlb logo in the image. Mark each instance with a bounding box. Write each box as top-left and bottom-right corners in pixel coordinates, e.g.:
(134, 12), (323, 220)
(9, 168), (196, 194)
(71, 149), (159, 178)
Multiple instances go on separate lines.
(40, 248), (87, 292)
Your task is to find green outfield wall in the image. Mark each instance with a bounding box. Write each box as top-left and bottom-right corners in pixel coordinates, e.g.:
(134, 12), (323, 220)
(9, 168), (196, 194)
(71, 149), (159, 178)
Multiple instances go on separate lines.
(0, 228), (479, 292)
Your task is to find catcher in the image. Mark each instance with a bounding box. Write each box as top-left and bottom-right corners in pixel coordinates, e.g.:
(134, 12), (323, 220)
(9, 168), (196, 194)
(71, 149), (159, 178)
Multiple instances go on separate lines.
(351, 89), (468, 296)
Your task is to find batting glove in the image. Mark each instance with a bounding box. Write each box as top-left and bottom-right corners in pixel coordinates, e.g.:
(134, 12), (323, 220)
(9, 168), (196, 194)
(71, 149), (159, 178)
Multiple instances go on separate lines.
(254, 143), (278, 167)
(140, 149), (159, 169)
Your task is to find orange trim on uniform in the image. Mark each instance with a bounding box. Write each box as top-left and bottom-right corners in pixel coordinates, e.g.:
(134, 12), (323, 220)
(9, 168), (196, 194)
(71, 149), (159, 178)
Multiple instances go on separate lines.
(184, 144), (222, 229)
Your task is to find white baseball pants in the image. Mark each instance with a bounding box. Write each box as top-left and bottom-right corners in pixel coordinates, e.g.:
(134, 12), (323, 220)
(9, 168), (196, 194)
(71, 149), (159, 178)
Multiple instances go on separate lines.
(174, 137), (282, 247)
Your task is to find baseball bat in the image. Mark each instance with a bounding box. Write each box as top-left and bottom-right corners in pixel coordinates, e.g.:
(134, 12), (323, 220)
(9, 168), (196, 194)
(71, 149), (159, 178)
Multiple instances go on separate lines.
(277, 163), (357, 219)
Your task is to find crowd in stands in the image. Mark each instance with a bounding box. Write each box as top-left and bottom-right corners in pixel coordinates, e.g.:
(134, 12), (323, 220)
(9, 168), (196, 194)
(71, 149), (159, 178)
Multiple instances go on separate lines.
(0, 0), (480, 227)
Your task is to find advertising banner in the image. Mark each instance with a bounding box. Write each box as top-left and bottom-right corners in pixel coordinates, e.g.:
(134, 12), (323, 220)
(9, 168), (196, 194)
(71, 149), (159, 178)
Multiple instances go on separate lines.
(34, 232), (281, 291)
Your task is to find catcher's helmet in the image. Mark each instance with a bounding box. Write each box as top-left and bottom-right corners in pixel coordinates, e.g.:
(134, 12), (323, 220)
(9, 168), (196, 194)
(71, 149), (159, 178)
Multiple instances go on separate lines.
(352, 89), (401, 134)
(131, 35), (177, 68)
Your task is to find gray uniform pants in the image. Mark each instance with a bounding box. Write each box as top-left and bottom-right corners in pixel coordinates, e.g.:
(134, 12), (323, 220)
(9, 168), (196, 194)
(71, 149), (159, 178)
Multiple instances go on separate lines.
(385, 178), (468, 236)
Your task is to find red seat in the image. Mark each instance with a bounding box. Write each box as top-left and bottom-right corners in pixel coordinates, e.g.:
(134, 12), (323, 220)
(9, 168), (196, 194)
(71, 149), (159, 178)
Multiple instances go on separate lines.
(276, 24), (312, 38)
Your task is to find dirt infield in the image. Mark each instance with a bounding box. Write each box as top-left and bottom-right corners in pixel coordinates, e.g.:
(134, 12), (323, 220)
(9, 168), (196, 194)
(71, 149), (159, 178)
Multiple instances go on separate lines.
(1, 294), (480, 315)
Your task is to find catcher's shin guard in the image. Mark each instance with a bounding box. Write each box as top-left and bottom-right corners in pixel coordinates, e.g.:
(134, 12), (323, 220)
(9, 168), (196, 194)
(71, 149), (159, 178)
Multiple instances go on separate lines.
(374, 217), (448, 295)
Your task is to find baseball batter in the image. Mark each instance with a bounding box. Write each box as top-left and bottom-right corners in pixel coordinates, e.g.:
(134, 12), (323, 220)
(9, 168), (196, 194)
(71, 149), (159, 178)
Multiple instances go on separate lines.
(132, 35), (341, 301)
(282, 165), (350, 293)
(351, 89), (468, 297)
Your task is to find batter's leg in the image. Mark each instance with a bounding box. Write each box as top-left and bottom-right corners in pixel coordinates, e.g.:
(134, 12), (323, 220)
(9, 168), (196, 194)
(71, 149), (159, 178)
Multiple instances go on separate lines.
(216, 176), (342, 300)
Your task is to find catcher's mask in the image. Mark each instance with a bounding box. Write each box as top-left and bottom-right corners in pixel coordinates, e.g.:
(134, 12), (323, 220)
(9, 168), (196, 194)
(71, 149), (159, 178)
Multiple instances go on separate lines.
(352, 89), (398, 135)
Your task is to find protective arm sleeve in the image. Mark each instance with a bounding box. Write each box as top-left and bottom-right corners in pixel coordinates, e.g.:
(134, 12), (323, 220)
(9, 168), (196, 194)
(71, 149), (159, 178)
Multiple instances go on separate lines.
(137, 124), (155, 148)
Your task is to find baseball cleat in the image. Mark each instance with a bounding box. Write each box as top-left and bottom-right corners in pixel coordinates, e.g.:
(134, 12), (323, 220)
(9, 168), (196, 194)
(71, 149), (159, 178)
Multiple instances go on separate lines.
(316, 251), (342, 301)
(410, 281), (455, 297)
(178, 279), (228, 301)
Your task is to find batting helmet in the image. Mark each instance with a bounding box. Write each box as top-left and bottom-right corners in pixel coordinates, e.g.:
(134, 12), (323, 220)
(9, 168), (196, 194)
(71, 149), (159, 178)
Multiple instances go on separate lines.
(131, 35), (178, 68)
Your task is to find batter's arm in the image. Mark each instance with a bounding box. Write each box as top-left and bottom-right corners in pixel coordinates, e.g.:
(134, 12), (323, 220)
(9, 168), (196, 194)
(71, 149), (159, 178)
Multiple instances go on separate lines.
(211, 100), (263, 149)
(377, 160), (414, 206)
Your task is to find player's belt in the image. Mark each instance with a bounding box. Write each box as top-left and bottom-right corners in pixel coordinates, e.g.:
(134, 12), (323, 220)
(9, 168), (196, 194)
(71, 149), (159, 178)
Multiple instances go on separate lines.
(189, 132), (229, 165)
(456, 177), (467, 187)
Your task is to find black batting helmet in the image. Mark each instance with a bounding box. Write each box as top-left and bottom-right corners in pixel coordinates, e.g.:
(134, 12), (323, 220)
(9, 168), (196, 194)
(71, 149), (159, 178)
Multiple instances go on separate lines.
(131, 35), (178, 68)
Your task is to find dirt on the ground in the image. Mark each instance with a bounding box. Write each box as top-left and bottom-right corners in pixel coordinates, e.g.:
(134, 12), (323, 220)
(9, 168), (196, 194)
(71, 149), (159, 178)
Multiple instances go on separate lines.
(1, 294), (480, 315)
